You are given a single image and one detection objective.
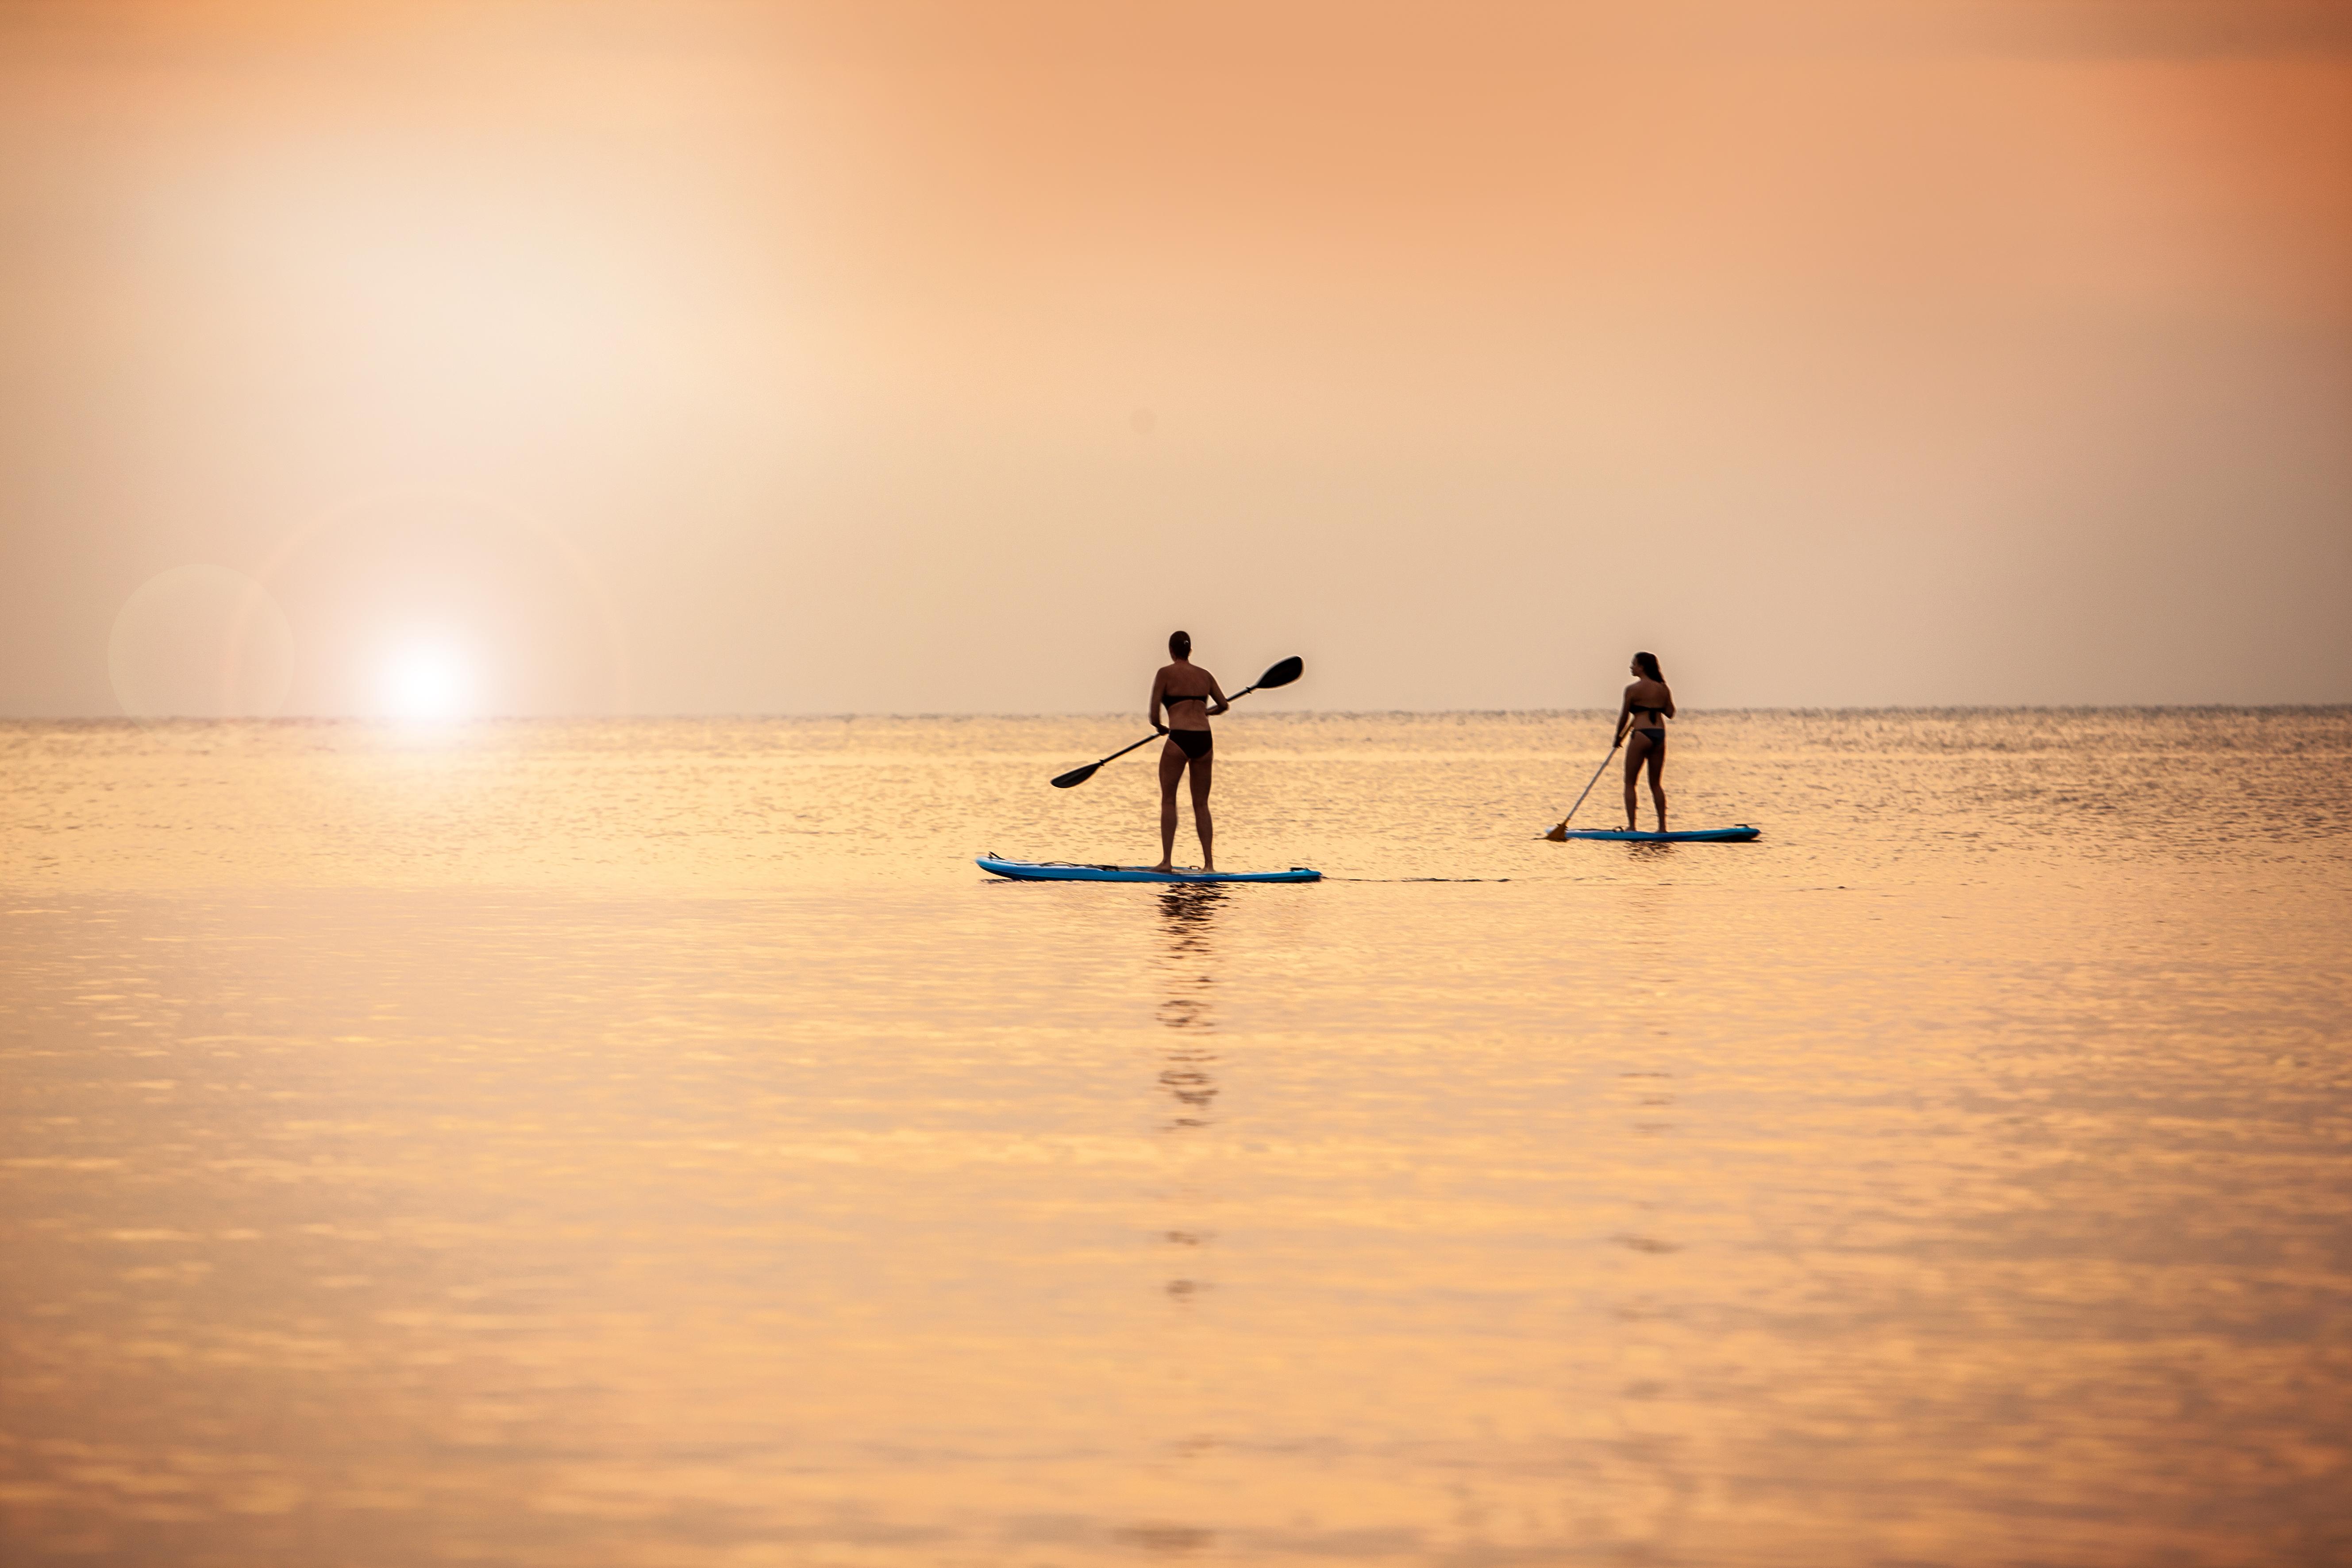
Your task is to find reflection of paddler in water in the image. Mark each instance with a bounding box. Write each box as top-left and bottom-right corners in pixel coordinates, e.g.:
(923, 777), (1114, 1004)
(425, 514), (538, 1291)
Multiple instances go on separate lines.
(1149, 631), (1230, 874)
(1151, 890), (1220, 1321)
(1152, 886), (1223, 1129)
(1152, 885), (1223, 1034)
(1616, 651), (1675, 832)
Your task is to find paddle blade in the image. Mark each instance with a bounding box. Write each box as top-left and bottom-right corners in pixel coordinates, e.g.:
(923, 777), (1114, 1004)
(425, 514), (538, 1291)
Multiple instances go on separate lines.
(1255, 655), (1305, 690)
(1543, 823), (1568, 842)
(1051, 763), (1101, 789)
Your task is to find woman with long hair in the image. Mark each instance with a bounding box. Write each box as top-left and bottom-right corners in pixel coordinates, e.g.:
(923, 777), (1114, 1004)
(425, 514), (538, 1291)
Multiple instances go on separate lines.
(1615, 651), (1675, 832)
(1150, 631), (1229, 873)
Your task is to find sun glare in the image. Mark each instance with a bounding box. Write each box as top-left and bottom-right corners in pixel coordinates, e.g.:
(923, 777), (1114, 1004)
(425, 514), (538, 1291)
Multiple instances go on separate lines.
(379, 639), (475, 722)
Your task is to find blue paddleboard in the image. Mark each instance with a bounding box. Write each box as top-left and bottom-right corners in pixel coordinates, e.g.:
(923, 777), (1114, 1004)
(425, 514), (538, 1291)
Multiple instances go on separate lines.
(1551, 826), (1760, 843)
(978, 857), (1321, 884)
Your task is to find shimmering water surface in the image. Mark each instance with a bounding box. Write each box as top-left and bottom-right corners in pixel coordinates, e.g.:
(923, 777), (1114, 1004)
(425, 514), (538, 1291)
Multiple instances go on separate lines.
(3, 710), (2348, 1567)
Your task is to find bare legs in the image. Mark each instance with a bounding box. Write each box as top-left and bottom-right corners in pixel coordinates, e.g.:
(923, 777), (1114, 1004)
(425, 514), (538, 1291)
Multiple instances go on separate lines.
(1155, 741), (1215, 873)
(1623, 735), (1666, 831)
(1190, 755), (1215, 870)
(1158, 741), (1182, 871)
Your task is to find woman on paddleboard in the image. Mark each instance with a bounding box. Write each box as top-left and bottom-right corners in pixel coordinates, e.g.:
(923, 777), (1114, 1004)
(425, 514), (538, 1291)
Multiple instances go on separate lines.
(1151, 631), (1230, 873)
(1616, 651), (1675, 832)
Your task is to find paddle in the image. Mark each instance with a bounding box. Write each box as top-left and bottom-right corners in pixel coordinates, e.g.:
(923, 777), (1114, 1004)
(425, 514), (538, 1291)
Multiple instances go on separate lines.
(1051, 655), (1304, 788)
(1541, 733), (1622, 840)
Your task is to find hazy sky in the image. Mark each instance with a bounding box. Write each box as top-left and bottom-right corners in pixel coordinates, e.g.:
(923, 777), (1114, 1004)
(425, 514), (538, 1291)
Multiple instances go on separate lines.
(2, 0), (2346, 716)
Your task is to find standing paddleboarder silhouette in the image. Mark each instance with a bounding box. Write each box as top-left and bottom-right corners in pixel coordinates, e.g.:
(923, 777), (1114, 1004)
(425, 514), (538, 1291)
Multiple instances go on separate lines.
(1149, 631), (1230, 873)
(1616, 651), (1675, 832)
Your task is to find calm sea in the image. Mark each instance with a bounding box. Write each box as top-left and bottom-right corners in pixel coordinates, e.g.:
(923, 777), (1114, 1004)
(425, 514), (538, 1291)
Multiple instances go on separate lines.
(3, 710), (2348, 1567)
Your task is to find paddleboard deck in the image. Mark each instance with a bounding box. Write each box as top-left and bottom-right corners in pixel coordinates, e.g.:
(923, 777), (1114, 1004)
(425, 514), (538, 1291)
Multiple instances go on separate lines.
(1551, 826), (1760, 843)
(978, 857), (1321, 884)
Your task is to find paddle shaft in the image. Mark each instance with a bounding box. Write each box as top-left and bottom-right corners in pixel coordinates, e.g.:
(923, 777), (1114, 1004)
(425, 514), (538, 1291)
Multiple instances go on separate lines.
(1554, 740), (1621, 830)
(1051, 664), (1294, 788)
(1083, 732), (1163, 773)
(1102, 680), (1270, 766)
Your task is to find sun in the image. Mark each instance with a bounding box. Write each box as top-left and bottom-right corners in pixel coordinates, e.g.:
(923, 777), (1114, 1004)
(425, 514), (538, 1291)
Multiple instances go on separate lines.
(379, 637), (475, 721)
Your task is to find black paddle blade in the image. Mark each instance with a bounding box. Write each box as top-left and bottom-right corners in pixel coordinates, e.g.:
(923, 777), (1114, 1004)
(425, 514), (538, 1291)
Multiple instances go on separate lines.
(1255, 655), (1305, 689)
(1050, 763), (1101, 789)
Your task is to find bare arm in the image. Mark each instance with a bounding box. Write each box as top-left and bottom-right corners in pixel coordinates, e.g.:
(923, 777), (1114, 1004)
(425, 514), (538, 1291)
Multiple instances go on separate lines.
(1614, 687), (1634, 747)
(1662, 685), (1676, 720)
(1148, 672), (1167, 733)
(1207, 675), (1231, 717)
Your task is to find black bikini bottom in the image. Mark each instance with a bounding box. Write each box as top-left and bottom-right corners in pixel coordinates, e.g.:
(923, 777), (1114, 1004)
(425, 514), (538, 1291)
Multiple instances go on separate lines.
(1170, 729), (1213, 759)
(1632, 728), (1665, 746)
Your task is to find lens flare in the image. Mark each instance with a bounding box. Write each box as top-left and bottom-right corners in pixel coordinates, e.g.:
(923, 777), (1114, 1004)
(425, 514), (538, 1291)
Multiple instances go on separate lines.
(379, 638), (474, 722)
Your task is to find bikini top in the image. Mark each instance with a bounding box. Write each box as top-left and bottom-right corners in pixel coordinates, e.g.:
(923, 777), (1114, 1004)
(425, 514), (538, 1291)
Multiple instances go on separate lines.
(1164, 690), (1213, 707)
(1632, 704), (1668, 719)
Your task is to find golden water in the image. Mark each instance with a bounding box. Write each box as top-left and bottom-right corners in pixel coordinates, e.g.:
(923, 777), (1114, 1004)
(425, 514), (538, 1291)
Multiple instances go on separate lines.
(3, 711), (2348, 1566)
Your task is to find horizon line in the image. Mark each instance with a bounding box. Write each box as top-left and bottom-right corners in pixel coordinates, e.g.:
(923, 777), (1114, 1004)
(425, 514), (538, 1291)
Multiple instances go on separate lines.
(9, 702), (2351, 724)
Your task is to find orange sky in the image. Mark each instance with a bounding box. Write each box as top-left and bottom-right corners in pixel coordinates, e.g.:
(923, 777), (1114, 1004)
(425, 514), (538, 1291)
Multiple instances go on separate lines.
(2, 0), (2346, 715)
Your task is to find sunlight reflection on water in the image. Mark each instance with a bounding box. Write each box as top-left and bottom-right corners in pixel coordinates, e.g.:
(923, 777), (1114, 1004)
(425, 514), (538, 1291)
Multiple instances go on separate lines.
(2, 711), (2347, 1565)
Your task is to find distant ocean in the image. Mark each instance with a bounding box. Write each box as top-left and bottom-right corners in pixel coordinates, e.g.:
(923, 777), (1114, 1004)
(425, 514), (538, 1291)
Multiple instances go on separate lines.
(4, 709), (2348, 1566)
